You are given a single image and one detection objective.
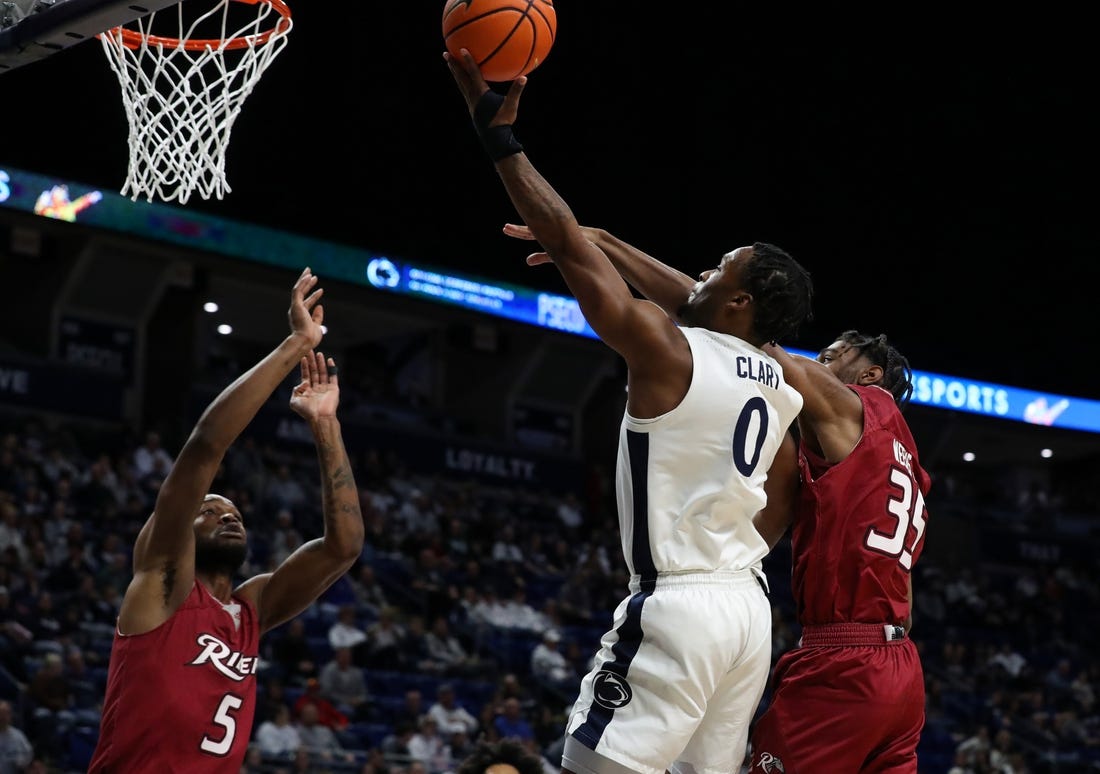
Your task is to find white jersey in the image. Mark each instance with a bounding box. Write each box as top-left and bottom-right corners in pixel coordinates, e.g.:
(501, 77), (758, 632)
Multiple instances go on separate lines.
(615, 326), (803, 577)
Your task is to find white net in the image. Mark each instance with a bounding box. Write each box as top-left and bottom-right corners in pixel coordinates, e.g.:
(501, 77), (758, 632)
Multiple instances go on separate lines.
(99, 0), (292, 204)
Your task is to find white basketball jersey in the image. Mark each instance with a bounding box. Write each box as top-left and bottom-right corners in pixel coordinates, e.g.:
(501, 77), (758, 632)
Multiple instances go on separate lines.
(615, 326), (803, 576)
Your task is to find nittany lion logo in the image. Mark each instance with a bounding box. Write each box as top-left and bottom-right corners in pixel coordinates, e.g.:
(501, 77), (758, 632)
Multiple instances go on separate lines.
(592, 670), (632, 709)
(755, 752), (785, 773)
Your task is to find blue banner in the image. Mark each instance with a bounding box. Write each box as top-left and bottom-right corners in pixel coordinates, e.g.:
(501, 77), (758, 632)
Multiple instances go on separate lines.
(3, 163), (1098, 434)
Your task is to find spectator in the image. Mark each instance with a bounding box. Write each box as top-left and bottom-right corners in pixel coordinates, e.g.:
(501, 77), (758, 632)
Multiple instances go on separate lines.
(28, 593), (69, 646)
(468, 586), (509, 631)
(365, 606), (405, 670)
(401, 614), (446, 674)
(349, 563), (390, 619)
(328, 604), (369, 663)
(447, 728), (476, 768)
(46, 538), (96, 595)
(74, 454), (120, 518)
(271, 617), (317, 686)
(427, 684), (478, 737)
(62, 646), (100, 714)
(87, 582), (122, 632)
(288, 746), (328, 774)
(443, 517), (472, 562)
(0, 587), (31, 680)
(0, 699), (33, 774)
(498, 586), (548, 634)
(988, 727), (1019, 772)
(239, 745), (266, 774)
(266, 463), (309, 511)
(381, 720), (416, 768)
(257, 676), (290, 727)
(955, 724), (991, 768)
(0, 502), (27, 564)
(407, 715), (452, 774)
(988, 640), (1028, 681)
(72, 573), (118, 637)
(294, 678), (348, 731)
(318, 647), (372, 720)
(491, 698), (535, 745)
(396, 488), (439, 538)
(16, 482), (47, 520)
(394, 689), (426, 731)
(1045, 658), (1076, 705)
(255, 704), (301, 760)
(39, 445), (79, 487)
(295, 702), (355, 766)
(425, 616), (485, 677)
(409, 548), (450, 622)
(490, 525), (524, 568)
(94, 549), (132, 601)
(358, 747), (389, 774)
(529, 630), (575, 701)
(944, 748), (974, 774)
(27, 652), (75, 752)
(555, 492), (583, 536)
(1071, 666), (1096, 713)
(223, 435), (267, 504)
(40, 500), (73, 563)
(267, 508), (304, 568)
(130, 431), (174, 479)
(487, 673), (535, 716)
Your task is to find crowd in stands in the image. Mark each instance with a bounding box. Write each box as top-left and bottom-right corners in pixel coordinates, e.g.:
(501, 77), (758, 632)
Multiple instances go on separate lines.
(0, 411), (1098, 773)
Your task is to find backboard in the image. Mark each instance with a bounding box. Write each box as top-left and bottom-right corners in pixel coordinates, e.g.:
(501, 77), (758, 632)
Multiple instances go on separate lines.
(0, 0), (181, 72)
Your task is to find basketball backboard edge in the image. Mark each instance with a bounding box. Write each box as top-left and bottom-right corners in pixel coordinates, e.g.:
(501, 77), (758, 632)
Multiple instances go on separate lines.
(0, 0), (181, 72)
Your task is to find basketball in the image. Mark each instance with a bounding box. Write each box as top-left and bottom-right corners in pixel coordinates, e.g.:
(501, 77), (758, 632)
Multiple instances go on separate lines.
(442, 0), (557, 83)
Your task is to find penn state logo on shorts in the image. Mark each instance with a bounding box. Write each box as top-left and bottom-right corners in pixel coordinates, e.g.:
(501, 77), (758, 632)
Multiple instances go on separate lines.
(592, 670), (633, 709)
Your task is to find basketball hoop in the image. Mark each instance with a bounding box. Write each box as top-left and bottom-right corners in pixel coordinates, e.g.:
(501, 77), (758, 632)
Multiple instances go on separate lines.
(98, 0), (293, 204)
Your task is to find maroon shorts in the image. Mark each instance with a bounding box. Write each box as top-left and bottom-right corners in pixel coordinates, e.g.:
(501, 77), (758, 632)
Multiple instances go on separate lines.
(748, 624), (925, 774)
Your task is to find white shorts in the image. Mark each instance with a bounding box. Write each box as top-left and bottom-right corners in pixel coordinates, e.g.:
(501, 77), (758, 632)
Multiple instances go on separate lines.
(563, 569), (772, 774)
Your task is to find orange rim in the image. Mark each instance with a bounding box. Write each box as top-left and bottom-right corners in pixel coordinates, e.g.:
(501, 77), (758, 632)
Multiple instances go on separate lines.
(104, 0), (291, 51)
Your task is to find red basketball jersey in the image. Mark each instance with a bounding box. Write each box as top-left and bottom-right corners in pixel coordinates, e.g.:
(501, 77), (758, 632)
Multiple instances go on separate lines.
(88, 580), (261, 773)
(790, 384), (931, 626)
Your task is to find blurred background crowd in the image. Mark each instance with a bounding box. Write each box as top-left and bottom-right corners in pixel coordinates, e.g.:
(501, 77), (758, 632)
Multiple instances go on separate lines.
(0, 393), (1098, 774)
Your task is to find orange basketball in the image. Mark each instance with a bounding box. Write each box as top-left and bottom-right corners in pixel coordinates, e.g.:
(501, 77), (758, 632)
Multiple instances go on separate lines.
(443, 0), (557, 83)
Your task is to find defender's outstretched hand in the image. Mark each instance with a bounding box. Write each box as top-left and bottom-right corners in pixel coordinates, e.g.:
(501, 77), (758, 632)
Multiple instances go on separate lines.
(504, 222), (604, 266)
(502, 222), (552, 266)
(289, 267), (325, 348)
(444, 48), (526, 126)
(290, 351), (339, 421)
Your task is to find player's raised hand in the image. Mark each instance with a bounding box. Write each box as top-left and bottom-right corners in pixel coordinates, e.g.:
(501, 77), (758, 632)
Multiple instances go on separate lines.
(502, 223), (552, 266)
(444, 48), (526, 127)
(289, 267), (325, 348)
(504, 222), (604, 266)
(290, 351), (340, 421)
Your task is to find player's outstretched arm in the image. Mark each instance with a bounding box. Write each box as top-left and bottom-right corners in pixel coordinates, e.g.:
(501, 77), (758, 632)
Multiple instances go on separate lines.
(444, 49), (682, 375)
(236, 352), (364, 634)
(504, 222), (696, 322)
(120, 268), (324, 636)
(763, 343), (864, 464)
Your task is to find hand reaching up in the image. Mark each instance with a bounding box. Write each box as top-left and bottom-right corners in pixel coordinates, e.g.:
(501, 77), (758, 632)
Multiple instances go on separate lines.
(289, 267), (325, 349)
(290, 351), (339, 421)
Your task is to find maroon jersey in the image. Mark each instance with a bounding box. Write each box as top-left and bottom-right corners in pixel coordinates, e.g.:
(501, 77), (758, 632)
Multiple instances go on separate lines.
(88, 580), (261, 773)
(790, 384), (931, 626)
(750, 385), (930, 773)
